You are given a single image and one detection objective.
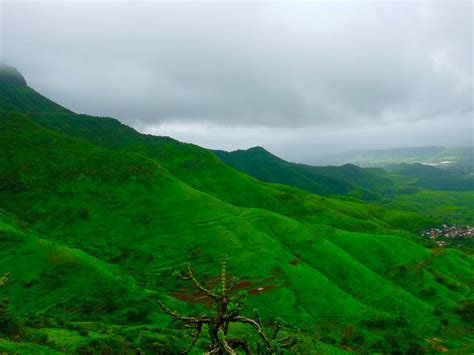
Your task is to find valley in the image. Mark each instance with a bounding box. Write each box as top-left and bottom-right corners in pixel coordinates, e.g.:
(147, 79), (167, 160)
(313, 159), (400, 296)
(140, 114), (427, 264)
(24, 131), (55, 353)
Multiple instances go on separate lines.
(0, 66), (473, 353)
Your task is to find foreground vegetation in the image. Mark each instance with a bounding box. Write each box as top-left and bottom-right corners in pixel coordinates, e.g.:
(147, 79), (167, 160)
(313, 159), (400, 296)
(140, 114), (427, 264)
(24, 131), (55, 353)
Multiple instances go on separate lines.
(158, 257), (297, 353)
(0, 68), (473, 353)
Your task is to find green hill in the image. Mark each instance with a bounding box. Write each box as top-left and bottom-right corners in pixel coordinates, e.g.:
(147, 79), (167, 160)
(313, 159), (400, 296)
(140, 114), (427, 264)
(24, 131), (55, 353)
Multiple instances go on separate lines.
(213, 146), (416, 201)
(385, 163), (474, 191)
(0, 69), (473, 352)
(1, 81), (438, 233)
(212, 147), (474, 227)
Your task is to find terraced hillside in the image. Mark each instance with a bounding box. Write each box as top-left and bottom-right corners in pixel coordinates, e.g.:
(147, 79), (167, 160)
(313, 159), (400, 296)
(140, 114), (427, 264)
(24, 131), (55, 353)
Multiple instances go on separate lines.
(0, 70), (473, 353)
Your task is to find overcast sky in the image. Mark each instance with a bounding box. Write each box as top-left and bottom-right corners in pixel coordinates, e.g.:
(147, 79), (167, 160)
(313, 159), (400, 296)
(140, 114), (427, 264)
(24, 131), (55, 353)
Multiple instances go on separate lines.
(1, 0), (472, 162)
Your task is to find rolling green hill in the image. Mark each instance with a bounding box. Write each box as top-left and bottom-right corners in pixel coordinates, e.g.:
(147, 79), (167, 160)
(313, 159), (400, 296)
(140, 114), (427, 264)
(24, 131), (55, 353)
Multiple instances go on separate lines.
(213, 146), (416, 201)
(215, 146), (473, 196)
(0, 68), (473, 353)
(213, 147), (474, 227)
(385, 163), (474, 191)
(0, 80), (439, 233)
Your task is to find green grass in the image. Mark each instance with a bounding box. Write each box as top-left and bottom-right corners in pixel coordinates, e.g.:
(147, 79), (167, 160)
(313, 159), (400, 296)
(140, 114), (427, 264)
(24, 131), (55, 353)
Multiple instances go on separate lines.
(386, 190), (474, 225)
(0, 81), (473, 352)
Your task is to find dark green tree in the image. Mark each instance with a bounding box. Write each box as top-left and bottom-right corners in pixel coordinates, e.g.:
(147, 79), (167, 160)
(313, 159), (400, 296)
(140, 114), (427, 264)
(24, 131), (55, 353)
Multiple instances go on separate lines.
(158, 258), (296, 354)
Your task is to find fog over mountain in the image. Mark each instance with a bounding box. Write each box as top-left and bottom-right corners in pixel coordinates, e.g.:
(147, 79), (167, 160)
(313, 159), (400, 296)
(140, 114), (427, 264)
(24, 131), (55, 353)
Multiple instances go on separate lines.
(1, 0), (472, 162)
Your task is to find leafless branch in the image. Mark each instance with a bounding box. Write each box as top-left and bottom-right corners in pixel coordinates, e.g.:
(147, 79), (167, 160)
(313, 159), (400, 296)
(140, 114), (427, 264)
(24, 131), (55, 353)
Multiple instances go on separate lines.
(183, 323), (203, 354)
(231, 316), (272, 349)
(157, 300), (210, 324)
(181, 266), (222, 300)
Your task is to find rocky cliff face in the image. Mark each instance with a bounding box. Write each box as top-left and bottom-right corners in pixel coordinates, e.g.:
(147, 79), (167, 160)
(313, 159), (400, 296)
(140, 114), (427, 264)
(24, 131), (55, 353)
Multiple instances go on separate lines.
(0, 64), (27, 85)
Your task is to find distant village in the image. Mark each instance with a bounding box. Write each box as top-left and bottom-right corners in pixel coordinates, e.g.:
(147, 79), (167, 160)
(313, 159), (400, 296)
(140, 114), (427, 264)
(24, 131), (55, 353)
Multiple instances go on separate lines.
(421, 224), (474, 247)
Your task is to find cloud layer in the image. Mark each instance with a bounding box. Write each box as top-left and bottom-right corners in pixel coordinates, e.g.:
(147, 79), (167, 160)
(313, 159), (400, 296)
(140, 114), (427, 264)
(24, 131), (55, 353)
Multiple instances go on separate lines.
(2, 1), (472, 160)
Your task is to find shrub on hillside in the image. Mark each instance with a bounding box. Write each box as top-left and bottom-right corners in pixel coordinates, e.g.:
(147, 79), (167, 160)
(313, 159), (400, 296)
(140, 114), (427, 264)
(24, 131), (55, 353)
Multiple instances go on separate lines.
(420, 286), (437, 298)
(78, 207), (89, 220)
(454, 300), (474, 323)
(0, 272), (22, 338)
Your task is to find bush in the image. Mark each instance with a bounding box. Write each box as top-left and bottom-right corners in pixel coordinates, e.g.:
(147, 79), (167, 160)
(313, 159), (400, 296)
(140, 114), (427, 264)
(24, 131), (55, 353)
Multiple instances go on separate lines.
(0, 299), (22, 337)
(395, 313), (408, 327)
(365, 315), (386, 329)
(397, 265), (408, 276)
(77, 338), (133, 354)
(121, 305), (150, 324)
(421, 286), (437, 298)
(78, 207), (89, 220)
(433, 307), (443, 316)
(341, 329), (365, 346)
(319, 335), (336, 345)
(435, 276), (445, 284)
(29, 331), (49, 345)
(447, 282), (459, 291)
(454, 300), (474, 323)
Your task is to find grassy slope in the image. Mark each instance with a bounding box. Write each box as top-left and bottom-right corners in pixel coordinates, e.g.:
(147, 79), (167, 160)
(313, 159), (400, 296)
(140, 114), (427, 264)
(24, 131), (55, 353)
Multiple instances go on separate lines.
(386, 190), (474, 226)
(0, 209), (194, 353)
(212, 145), (474, 229)
(385, 163), (474, 191)
(0, 85), (473, 352)
(0, 209), (147, 320)
(0, 85), (441, 234)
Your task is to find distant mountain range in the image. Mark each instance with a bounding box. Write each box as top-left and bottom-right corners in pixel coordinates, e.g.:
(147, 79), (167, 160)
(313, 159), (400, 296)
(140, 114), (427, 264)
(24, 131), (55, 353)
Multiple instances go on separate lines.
(213, 147), (408, 201)
(214, 146), (474, 201)
(312, 146), (473, 168)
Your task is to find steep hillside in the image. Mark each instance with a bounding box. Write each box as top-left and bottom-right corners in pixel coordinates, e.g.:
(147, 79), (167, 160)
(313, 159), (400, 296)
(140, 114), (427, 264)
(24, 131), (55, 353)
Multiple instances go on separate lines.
(0, 82), (437, 234)
(0, 209), (150, 320)
(0, 209), (192, 353)
(0, 71), (473, 352)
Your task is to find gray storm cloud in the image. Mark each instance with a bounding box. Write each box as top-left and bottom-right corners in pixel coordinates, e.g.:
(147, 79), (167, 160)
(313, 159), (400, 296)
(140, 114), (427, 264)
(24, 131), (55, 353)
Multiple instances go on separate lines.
(1, 1), (472, 160)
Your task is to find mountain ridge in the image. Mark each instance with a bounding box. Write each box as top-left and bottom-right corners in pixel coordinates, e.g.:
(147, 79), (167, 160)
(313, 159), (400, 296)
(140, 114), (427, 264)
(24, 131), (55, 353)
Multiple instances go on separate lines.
(0, 64), (27, 86)
(0, 67), (473, 352)
(214, 146), (474, 199)
(213, 146), (413, 201)
(312, 145), (473, 167)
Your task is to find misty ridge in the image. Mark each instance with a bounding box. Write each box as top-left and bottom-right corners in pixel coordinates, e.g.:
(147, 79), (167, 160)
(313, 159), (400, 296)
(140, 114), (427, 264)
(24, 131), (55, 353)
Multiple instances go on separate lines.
(2, 1), (472, 160)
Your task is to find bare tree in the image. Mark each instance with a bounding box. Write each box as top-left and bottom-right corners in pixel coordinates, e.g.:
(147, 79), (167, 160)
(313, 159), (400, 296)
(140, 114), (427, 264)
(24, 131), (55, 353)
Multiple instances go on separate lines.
(158, 257), (296, 354)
